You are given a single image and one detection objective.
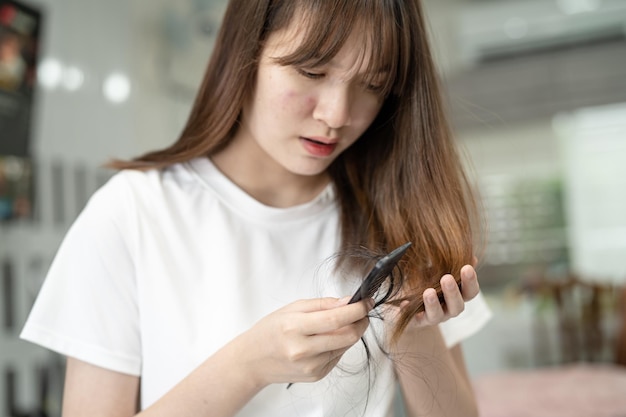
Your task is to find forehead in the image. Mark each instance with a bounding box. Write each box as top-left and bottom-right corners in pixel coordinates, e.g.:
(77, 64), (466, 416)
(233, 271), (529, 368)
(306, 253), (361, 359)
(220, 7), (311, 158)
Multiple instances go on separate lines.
(267, 25), (374, 68)
(259, 1), (404, 95)
(264, 12), (392, 76)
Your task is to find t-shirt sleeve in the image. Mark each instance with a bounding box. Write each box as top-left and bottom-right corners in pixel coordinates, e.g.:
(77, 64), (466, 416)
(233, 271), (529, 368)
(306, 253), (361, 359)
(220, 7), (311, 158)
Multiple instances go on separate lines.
(20, 173), (142, 376)
(439, 291), (492, 348)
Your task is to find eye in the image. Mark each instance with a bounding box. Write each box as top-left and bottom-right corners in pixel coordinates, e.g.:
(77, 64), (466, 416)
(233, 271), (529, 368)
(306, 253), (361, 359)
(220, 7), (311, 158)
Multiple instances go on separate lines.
(362, 81), (385, 95)
(295, 68), (324, 80)
(364, 83), (384, 93)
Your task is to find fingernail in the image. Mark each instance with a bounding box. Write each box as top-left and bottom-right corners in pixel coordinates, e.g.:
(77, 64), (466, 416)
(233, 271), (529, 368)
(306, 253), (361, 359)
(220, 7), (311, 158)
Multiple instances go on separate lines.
(462, 266), (474, 280)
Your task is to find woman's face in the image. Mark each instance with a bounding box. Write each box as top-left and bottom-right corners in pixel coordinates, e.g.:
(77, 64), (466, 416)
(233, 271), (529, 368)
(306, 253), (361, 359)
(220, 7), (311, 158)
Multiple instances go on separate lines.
(232, 18), (387, 180)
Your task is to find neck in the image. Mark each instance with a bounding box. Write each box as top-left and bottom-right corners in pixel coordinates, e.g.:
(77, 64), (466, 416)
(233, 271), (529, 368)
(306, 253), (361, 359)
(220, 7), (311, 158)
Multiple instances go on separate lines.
(210, 144), (331, 209)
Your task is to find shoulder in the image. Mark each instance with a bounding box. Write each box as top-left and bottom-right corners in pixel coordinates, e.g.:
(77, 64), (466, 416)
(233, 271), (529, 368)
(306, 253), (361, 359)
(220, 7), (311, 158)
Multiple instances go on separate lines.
(91, 162), (199, 211)
(102, 163), (188, 195)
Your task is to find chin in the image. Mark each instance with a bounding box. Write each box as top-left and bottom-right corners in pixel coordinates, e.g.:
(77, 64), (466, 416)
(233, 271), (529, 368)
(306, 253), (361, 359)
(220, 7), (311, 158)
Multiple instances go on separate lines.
(290, 162), (332, 177)
(286, 169), (326, 180)
(292, 169), (327, 178)
(277, 153), (338, 178)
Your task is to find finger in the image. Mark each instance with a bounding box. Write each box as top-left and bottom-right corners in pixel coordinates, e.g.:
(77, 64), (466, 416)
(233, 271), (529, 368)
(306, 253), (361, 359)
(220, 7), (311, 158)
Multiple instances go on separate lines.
(422, 288), (445, 324)
(310, 315), (370, 353)
(460, 265), (480, 301)
(302, 299), (373, 335)
(440, 274), (464, 317)
(286, 297), (350, 314)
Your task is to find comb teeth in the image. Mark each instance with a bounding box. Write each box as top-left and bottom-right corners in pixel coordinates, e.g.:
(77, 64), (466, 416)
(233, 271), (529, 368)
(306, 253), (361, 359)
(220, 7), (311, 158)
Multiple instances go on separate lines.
(365, 271), (391, 298)
(348, 242), (412, 304)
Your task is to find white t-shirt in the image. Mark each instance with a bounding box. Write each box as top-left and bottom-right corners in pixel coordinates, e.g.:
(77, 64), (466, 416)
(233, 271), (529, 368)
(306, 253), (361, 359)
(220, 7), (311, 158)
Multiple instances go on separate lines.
(21, 158), (492, 417)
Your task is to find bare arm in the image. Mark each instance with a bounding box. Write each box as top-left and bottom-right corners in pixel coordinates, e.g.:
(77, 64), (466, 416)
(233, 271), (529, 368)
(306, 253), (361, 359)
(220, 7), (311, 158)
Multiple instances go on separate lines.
(393, 329), (478, 417)
(392, 264), (481, 417)
(62, 297), (372, 417)
(63, 358), (140, 416)
(63, 339), (264, 417)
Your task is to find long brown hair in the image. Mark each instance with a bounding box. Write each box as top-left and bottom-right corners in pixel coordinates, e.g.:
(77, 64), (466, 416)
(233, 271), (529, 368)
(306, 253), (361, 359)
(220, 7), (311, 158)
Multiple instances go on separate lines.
(110, 0), (481, 342)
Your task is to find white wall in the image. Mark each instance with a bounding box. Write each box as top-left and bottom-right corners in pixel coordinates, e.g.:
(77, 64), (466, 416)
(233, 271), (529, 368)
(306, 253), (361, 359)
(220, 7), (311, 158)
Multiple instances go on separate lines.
(129, 0), (227, 153)
(422, 0), (467, 76)
(32, 0), (135, 164)
(556, 103), (626, 282)
(1, 0), (136, 413)
(459, 119), (562, 179)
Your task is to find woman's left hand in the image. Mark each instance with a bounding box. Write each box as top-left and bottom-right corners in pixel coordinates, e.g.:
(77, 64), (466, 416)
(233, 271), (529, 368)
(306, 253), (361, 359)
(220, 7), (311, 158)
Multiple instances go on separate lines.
(415, 263), (479, 327)
(386, 262), (480, 329)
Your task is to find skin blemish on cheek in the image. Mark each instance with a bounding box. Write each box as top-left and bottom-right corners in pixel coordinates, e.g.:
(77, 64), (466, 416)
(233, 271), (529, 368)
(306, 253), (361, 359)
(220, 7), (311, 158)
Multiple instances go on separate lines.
(278, 90), (299, 106)
(280, 90), (315, 113)
(284, 89), (298, 98)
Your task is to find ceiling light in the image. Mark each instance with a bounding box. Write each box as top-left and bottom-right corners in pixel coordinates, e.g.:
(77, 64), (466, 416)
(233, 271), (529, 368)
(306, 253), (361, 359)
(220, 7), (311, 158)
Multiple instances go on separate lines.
(102, 72), (131, 103)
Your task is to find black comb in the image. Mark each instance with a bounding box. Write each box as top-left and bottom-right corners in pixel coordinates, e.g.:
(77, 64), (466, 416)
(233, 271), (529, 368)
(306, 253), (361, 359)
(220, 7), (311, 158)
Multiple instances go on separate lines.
(348, 242), (412, 304)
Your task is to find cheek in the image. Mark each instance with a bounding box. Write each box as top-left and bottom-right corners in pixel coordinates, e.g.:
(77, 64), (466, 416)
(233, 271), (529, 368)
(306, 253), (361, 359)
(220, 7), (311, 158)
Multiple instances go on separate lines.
(354, 101), (383, 130)
(278, 90), (316, 115)
(304, 95), (316, 108)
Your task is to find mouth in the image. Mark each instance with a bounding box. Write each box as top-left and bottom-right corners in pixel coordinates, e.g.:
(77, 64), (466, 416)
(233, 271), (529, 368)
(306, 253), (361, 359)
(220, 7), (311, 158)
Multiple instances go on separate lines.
(299, 136), (338, 157)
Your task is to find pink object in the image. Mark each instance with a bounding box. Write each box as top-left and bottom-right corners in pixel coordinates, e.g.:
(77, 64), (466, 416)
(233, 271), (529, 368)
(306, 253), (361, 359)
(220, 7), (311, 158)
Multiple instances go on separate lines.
(473, 364), (626, 417)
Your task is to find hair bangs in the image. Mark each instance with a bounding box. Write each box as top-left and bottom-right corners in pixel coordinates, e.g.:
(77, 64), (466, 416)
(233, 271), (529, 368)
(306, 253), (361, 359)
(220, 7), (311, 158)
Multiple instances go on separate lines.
(268, 0), (405, 98)
(353, 3), (403, 98)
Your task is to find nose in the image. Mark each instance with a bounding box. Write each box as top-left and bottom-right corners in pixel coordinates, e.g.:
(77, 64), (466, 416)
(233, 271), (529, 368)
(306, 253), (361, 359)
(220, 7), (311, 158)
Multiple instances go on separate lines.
(313, 85), (352, 129)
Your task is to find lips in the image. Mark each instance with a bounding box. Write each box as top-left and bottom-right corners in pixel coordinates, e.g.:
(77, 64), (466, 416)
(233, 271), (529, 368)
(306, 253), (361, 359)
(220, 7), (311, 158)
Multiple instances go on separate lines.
(300, 136), (338, 157)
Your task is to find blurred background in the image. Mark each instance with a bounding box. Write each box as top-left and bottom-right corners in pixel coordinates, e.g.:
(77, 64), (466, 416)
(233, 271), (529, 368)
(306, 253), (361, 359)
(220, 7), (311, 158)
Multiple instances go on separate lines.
(1, 0), (625, 416)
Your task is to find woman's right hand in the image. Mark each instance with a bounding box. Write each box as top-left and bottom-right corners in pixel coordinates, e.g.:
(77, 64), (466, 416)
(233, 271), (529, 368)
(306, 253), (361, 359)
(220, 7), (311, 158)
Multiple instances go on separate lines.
(61, 298), (372, 417)
(233, 297), (374, 387)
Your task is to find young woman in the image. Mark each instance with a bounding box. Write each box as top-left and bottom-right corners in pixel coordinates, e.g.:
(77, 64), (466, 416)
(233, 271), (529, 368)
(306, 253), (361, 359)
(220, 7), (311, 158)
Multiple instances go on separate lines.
(22, 0), (492, 416)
